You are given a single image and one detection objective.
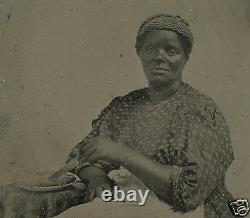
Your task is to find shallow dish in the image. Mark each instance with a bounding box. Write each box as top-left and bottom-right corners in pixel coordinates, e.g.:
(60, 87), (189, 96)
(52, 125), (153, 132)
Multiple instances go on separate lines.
(11, 172), (81, 192)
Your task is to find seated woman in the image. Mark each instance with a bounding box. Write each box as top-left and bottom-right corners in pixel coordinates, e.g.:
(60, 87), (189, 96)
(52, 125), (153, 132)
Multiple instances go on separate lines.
(64, 14), (235, 218)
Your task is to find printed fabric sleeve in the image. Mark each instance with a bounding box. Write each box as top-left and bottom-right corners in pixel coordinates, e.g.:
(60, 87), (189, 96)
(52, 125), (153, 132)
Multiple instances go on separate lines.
(158, 107), (234, 212)
(66, 97), (122, 174)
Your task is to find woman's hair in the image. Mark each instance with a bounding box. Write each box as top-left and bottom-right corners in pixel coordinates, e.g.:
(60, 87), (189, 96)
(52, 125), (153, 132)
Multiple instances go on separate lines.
(135, 14), (193, 59)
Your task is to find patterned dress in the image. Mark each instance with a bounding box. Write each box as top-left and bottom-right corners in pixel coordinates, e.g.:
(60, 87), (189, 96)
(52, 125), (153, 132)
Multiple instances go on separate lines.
(70, 82), (235, 218)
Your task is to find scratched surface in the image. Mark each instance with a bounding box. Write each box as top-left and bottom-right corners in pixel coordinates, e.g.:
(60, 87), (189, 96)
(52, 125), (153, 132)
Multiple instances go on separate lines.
(0, 0), (249, 217)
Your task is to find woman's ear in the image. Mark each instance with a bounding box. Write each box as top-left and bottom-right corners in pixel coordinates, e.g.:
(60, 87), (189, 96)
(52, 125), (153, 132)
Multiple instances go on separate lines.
(137, 48), (143, 58)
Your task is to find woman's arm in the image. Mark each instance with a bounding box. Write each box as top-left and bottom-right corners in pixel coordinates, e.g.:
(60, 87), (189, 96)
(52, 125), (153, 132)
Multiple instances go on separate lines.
(66, 97), (122, 174)
(118, 147), (176, 204)
(83, 110), (234, 212)
(123, 112), (234, 212)
(63, 97), (122, 202)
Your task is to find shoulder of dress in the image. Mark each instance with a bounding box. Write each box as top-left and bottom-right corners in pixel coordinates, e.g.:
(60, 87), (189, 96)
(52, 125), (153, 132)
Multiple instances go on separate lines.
(179, 83), (226, 124)
(181, 84), (219, 112)
(111, 88), (148, 105)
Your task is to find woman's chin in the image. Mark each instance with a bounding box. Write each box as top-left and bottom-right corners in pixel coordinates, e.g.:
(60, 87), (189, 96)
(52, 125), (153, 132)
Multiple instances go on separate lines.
(149, 78), (173, 87)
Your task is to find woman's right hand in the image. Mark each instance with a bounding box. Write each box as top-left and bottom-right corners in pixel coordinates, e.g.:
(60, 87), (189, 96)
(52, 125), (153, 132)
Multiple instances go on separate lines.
(78, 166), (115, 203)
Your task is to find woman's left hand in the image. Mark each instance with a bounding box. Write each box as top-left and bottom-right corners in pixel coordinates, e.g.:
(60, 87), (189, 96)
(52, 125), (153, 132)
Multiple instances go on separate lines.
(80, 136), (127, 165)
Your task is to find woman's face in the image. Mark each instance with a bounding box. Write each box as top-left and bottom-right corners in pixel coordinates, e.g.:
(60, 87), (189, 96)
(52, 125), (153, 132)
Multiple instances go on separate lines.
(139, 30), (187, 86)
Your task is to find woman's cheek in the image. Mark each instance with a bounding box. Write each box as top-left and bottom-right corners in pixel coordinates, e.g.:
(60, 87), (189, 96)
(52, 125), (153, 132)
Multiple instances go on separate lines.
(169, 56), (185, 72)
(141, 57), (152, 76)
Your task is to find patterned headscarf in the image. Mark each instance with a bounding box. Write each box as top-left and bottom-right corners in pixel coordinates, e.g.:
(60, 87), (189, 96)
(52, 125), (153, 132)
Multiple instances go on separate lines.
(135, 14), (193, 59)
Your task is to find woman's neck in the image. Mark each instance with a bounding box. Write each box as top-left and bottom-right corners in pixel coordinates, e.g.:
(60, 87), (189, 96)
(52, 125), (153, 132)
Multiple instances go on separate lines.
(148, 80), (182, 103)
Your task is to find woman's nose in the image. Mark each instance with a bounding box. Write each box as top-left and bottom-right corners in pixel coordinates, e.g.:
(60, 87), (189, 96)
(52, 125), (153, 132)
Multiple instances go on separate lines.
(154, 48), (167, 61)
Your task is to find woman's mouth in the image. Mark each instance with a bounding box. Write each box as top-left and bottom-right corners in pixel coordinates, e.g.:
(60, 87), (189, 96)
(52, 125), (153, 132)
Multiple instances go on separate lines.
(151, 68), (170, 75)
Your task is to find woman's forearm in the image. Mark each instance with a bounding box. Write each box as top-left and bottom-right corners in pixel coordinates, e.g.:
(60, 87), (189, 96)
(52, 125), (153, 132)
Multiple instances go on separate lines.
(119, 148), (175, 203)
(80, 136), (177, 203)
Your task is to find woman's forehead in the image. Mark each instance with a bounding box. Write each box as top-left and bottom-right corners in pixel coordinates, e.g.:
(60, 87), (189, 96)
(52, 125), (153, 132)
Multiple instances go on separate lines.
(143, 30), (182, 46)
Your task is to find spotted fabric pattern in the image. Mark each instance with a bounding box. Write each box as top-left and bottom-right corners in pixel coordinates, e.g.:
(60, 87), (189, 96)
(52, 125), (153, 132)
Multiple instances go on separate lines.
(69, 82), (234, 218)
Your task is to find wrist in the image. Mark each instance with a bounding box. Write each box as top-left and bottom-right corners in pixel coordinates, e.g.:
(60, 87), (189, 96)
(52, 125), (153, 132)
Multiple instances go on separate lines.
(78, 165), (107, 180)
(75, 161), (109, 175)
(93, 161), (111, 174)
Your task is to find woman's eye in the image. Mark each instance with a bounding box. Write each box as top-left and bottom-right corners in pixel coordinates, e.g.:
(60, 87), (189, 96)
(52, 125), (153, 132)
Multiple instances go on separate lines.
(167, 48), (178, 55)
(146, 46), (154, 51)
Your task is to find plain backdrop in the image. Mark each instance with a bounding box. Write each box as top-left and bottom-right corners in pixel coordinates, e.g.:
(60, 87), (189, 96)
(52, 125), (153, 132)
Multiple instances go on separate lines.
(0, 0), (249, 204)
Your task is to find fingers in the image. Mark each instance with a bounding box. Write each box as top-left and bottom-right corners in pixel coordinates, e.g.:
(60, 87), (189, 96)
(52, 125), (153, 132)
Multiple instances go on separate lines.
(78, 136), (108, 163)
(87, 153), (98, 163)
(80, 143), (91, 152)
(66, 148), (79, 163)
(95, 186), (104, 197)
(79, 137), (97, 148)
(80, 141), (103, 163)
(68, 138), (96, 162)
(103, 184), (112, 192)
(84, 183), (110, 203)
(95, 184), (112, 198)
(84, 185), (110, 203)
(83, 186), (96, 203)
(82, 175), (115, 203)
(87, 189), (96, 202)
(84, 146), (97, 158)
(80, 141), (96, 154)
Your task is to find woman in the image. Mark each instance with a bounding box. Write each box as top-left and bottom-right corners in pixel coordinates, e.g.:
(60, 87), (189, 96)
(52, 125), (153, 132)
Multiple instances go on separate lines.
(65, 14), (235, 218)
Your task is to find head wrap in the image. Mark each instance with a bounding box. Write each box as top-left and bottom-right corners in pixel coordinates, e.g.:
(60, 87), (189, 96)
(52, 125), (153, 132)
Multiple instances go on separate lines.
(135, 14), (193, 58)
